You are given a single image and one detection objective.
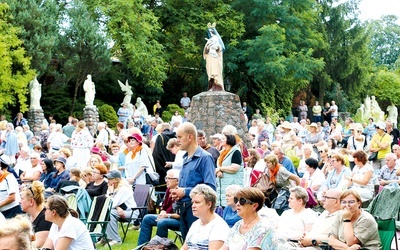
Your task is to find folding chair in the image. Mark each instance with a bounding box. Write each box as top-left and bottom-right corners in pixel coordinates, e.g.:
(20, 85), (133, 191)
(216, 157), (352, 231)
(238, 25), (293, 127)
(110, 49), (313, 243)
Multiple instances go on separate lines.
(118, 184), (151, 242)
(85, 195), (113, 250)
(376, 218), (398, 250)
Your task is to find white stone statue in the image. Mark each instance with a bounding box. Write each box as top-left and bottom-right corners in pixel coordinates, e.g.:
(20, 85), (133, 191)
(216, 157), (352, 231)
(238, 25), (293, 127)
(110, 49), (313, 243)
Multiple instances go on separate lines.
(355, 103), (364, 122)
(387, 104), (398, 128)
(204, 22), (224, 91)
(363, 95), (371, 120)
(29, 76), (42, 109)
(135, 97), (148, 117)
(370, 95), (384, 121)
(83, 74), (95, 106)
(118, 79), (133, 105)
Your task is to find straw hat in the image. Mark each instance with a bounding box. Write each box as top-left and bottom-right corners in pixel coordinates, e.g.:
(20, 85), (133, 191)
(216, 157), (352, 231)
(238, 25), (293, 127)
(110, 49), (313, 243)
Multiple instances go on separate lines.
(280, 121), (292, 130)
(307, 123), (318, 131)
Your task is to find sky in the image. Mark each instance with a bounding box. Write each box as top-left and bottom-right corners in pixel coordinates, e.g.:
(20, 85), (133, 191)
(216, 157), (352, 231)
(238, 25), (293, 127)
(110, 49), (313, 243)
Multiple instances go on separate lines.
(358, 0), (400, 23)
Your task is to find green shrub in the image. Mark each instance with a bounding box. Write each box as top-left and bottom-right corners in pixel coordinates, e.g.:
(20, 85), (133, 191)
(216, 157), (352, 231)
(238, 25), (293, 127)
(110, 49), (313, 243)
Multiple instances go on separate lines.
(98, 104), (118, 129)
(162, 104), (185, 122)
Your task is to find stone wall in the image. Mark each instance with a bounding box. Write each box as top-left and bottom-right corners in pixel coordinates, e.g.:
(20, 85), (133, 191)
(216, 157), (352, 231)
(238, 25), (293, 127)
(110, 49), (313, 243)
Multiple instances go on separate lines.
(83, 106), (99, 135)
(187, 91), (251, 147)
(28, 108), (45, 136)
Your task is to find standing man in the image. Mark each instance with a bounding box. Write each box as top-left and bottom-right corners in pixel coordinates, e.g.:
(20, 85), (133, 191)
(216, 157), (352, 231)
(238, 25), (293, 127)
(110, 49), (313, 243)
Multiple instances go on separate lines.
(62, 118), (78, 139)
(180, 92), (191, 110)
(242, 102), (252, 123)
(96, 122), (109, 148)
(197, 130), (220, 164)
(170, 122), (216, 241)
(312, 101), (322, 123)
(330, 100), (338, 120)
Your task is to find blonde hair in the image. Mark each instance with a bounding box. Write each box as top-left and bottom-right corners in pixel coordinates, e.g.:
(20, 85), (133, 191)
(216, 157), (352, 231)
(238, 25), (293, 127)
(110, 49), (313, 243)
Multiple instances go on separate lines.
(22, 181), (45, 206)
(0, 215), (33, 250)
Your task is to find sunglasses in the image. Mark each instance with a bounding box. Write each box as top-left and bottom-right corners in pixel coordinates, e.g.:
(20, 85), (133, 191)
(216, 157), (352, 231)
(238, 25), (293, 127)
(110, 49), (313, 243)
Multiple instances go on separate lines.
(234, 197), (255, 206)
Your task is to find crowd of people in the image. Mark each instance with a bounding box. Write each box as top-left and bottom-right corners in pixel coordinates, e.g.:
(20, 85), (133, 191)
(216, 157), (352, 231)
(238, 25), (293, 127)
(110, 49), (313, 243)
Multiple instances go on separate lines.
(0, 96), (397, 249)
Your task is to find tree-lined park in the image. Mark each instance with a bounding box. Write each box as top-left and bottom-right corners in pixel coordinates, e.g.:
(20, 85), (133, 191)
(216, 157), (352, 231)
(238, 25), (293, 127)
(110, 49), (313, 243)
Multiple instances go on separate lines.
(1, 0), (400, 124)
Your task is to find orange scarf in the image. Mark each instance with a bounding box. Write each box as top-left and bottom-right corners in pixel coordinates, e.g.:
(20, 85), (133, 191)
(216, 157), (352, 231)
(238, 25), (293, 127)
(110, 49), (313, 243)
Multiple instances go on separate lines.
(218, 146), (232, 167)
(0, 170), (9, 183)
(269, 164), (281, 183)
(130, 145), (143, 160)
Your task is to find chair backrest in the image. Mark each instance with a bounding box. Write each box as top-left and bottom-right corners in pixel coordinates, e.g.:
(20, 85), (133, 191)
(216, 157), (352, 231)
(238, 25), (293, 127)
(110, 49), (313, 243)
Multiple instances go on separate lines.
(134, 184), (151, 207)
(65, 193), (77, 211)
(376, 218), (396, 250)
(87, 195), (112, 233)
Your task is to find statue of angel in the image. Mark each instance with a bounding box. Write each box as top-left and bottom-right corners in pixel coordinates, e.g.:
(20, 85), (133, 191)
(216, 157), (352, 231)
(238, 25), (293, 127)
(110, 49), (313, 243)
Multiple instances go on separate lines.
(29, 76), (42, 109)
(118, 79), (133, 105)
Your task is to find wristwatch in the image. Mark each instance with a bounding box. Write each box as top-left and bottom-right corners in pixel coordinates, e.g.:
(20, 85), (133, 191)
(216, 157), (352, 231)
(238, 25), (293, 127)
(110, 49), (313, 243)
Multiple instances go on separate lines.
(167, 214), (171, 219)
(312, 239), (317, 246)
(343, 219), (351, 223)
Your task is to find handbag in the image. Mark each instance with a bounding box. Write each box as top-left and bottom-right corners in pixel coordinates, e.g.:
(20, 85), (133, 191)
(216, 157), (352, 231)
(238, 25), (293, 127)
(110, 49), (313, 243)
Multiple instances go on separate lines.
(368, 134), (386, 161)
(368, 152), (378, 161)
(272, 188), (290, 214)
(253, 171), (278, 207)
(143, 149), (160, 186)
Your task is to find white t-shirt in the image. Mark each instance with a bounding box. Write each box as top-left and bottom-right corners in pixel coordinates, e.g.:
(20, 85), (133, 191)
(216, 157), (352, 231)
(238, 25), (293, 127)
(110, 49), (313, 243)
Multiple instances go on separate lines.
(23, 164), (42, 179)
(277, 208), (318, 241)
(185, 214), (230, 249)
(0, 174), (20, 211)
(48, 214), (94, 250)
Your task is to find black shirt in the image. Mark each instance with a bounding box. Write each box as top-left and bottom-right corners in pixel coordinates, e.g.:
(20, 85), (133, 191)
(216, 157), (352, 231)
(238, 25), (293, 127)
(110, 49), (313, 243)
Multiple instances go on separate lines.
(86, 180), (108, 199)
(32, 209), (52, 233)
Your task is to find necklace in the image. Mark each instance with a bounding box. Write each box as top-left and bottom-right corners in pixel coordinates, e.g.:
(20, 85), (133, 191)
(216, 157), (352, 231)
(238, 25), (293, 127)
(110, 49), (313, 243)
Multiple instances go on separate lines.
(240, 215), (258, 234)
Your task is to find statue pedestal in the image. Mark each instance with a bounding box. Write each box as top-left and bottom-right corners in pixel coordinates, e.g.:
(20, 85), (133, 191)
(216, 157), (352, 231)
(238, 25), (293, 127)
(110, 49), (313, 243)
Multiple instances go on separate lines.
(187, 91), (250, 147)
(83, 106), (99, 135)
(28, 108), (45, 135)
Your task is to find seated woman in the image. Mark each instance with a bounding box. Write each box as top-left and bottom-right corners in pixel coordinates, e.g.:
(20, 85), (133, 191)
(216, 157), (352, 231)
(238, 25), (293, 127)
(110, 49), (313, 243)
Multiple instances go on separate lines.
(329, 190), (381, 249)
(40, 158), (56, 188)
(222, 184), (241, 228)
(20, 181), (52, 248)
(220, 187), (286, 250)
(345, 150), (374, 202)
(277, 186), (318, 243)
(137, 169), (181, 246)
(0, 215), (33, 249)
(85, 164), (108, 199)
(45, 157), (70, 194)
(302, 157), (325, 195)
(264, 154), (300, 191)
(42, 195), (94, 250)
(320, 154), (351, 197)
(182, 184), (230, 250)
(105, 170), (138, 246)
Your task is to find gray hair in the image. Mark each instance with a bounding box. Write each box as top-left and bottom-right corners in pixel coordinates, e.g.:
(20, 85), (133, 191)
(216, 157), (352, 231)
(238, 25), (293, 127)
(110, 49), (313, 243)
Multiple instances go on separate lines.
(289, 186), (309, 206)
(222, 125), (237, 135)
(190, 184), (217, 212)
(167, 169), (180, 179)
(225, 184), (241, 196)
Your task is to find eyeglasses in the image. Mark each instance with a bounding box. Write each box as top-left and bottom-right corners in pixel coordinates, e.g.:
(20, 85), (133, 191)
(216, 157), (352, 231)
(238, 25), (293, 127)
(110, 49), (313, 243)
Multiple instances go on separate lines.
(341, 200), (356, 205)
(234, 197), (255, 206)
(319, 150), (325, 153)
(322, 196), (337, 200)
(92, 171), (101, 175)
(43, 206), (51, 211)
(165, 177), (177, 181)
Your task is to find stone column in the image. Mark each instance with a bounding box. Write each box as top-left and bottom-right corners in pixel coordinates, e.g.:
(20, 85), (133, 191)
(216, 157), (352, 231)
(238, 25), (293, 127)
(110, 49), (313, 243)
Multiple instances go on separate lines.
(187, 91), (251, 147)
(83, 106), (99, 135)
(28, 108), (45, 136)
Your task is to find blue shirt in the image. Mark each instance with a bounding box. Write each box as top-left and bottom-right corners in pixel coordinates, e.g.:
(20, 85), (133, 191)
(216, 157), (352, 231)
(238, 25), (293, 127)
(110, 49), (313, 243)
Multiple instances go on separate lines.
(49, 170), (70, 189)
(280, 156), (296, 174)
(222, 206), (241, 228)
(179, 147), (216, 202)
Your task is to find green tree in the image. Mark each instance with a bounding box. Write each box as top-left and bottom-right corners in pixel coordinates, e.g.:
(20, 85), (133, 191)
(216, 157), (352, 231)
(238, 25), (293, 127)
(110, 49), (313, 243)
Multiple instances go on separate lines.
(232, 0), (325, 115)
(85, 0), (168, 93)
(367, 15), (400, 69)
(0, 3), (36, 112)
(56, 0), (111, 114)
(371, 70), (400, 105)
(310, 0), (373, 112)
(4, 0), (59, 76)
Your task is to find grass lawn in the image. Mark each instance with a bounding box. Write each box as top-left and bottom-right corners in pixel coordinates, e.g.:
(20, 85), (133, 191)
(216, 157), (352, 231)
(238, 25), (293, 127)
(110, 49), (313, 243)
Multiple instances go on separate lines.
(97, 226), (183, 250)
